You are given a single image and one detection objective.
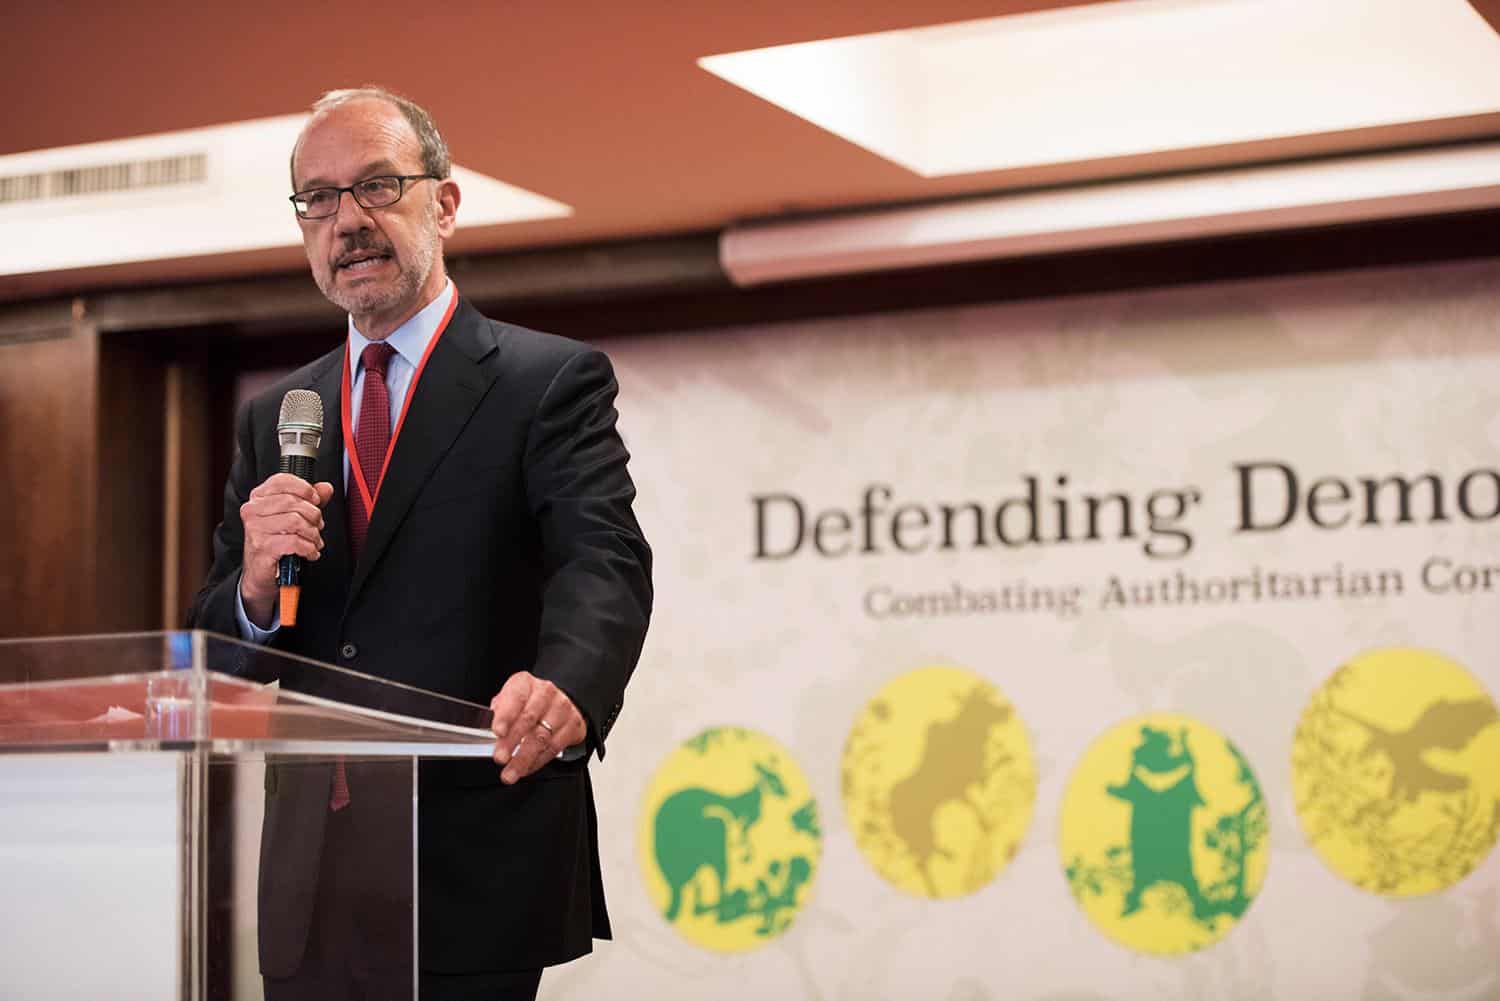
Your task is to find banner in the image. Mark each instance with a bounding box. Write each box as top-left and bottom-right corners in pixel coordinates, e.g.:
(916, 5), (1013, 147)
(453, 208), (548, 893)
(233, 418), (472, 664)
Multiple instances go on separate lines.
(551, 259), (1500, 1001)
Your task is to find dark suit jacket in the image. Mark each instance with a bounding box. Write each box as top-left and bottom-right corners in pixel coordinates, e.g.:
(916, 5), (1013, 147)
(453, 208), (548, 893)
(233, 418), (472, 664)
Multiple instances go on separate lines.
(187, 298), (653, 974)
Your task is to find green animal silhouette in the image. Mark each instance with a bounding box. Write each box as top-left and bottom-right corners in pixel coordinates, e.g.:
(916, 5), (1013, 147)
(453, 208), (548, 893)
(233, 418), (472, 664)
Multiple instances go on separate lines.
(1108, 726), (1208, 918)
(654, 761), (788, 922)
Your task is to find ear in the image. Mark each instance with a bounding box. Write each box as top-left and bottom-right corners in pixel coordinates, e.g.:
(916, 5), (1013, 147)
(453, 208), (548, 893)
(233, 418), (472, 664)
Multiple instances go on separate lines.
(435, 177), (461, 238)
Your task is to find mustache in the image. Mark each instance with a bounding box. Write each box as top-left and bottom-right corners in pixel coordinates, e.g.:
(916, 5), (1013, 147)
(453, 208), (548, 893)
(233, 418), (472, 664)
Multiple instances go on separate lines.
(332, 232), (396, 268)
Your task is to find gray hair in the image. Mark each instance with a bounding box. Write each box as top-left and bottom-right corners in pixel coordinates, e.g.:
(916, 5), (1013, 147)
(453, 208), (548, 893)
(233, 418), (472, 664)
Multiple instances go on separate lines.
(290, 86), (451, 188)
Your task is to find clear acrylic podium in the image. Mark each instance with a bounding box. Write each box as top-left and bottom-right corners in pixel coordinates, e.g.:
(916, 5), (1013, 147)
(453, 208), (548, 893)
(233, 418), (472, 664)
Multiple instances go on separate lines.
(0, 631), (497, 1001)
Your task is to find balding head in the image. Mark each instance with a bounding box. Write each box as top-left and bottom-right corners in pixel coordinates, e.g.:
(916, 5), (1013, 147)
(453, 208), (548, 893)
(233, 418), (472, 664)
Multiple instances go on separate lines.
(291, 86), (450, 190)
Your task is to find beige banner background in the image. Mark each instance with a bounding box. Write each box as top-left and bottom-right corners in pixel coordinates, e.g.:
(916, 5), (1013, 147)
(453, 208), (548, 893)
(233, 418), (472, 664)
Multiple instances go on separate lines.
(545, 259), (1500, 1001)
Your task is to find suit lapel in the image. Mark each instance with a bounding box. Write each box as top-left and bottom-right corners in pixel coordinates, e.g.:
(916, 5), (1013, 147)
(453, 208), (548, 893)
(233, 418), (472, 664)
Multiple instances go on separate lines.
(345, 301), (500, 609)
(307, 349), (353, 589)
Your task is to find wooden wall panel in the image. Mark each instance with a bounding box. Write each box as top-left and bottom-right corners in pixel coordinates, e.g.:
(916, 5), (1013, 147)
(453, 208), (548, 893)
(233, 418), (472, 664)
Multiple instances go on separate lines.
(0, 321), (99, 637)
(0, 322), (168, 636)
(94, 333), (164, 632)
(164, 358), (227, 629)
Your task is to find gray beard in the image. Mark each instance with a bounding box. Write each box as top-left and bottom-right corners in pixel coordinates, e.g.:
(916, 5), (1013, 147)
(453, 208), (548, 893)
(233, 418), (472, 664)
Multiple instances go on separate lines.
(316, 209), (439, 321)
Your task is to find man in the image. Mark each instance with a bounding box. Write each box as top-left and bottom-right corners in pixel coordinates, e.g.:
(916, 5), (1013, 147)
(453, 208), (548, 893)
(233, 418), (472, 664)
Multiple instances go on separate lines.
(188, 87), (652, 1000)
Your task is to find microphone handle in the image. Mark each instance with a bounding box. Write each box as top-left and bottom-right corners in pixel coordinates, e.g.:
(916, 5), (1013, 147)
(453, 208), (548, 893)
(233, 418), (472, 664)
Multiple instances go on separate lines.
(276, 453), (318, 589)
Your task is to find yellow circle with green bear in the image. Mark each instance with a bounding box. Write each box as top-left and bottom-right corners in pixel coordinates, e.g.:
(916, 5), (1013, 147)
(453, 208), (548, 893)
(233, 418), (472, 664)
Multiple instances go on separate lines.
(841, 665), (1036, 898)
(1060, 713), (1268, 955)
(1292, 647), (1500, 896)
(638, 727), (821, 952)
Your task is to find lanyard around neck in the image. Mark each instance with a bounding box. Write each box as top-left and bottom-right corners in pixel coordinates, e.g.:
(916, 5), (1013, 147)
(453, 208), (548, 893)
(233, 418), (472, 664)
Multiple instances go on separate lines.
(339, 293), (459, 516)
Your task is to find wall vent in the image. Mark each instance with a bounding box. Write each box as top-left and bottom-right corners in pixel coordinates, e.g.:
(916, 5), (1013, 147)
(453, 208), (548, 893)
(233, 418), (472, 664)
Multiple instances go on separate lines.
(0, 153), (207, 206)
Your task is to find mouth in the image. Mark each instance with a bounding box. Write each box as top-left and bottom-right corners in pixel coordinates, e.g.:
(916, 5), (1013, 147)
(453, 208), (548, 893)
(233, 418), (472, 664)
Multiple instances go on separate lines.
(335, 250), (393, 276)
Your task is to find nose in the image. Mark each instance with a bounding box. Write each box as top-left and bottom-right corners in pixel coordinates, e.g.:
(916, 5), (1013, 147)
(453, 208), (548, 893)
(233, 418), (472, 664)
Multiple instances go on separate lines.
(332, 187), (375, 237)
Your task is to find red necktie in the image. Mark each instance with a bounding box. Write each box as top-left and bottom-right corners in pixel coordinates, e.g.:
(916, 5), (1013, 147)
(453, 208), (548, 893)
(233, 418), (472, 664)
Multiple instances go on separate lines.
(331, 341), (396, 813)
(347, 341), (396, 562)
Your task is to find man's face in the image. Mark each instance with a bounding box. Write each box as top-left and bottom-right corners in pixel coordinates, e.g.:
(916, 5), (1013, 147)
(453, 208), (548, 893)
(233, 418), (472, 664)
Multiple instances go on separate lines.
(292, 99), (458, 336)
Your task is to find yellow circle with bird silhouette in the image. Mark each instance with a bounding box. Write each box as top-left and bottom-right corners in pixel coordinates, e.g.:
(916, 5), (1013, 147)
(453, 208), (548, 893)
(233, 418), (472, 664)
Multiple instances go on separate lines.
(638, 727), (821, 952)
(1060, 714), (1268, 955)
(841, 665), (1036, 899)
(1292, 648), (1500, 896)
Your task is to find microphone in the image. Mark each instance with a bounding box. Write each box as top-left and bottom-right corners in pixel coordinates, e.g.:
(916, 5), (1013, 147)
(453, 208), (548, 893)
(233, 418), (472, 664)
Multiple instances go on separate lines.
(275, 390), (324, 627)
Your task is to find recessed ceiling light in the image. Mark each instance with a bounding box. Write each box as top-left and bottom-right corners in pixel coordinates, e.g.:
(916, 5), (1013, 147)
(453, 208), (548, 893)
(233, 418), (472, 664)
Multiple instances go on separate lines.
(700, 0), (1500, 177)
(0, 115), (570, 277)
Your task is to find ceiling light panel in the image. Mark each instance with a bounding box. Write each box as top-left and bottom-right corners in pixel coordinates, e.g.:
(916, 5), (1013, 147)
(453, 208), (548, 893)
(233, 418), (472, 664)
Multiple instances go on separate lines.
(700, 0), (1500, 177)
(0, 116), (570, 277)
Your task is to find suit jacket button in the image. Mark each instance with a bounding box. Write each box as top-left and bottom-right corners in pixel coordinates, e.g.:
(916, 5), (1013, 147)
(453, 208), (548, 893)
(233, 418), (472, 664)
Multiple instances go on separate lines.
(339, 642), (358, 660)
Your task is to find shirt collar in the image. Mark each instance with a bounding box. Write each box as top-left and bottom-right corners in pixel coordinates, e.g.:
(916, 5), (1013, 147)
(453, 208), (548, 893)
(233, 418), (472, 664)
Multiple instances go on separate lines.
(347, 279), (456, 373)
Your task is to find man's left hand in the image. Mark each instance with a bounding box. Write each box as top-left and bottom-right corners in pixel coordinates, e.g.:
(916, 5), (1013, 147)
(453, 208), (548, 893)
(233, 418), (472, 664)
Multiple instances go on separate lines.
(489, 672), (586, 783)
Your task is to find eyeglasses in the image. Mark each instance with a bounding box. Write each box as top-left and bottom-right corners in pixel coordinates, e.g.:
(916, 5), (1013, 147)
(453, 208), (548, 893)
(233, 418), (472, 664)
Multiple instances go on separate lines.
(289, 174), (438, 219)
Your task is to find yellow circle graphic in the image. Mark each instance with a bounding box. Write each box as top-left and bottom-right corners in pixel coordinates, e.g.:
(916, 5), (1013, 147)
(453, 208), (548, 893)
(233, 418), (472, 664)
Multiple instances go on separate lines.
(637, 727), (821, 952)
(841, 665), (1036, 899)
(1061, 714), (1268, 955)
(1292, 647), (1500, 896)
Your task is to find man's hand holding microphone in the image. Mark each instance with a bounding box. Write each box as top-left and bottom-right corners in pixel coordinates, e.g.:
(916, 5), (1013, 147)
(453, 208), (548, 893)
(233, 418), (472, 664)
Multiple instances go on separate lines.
(239, 389), (333, 629)
(238, 474), (334, 628)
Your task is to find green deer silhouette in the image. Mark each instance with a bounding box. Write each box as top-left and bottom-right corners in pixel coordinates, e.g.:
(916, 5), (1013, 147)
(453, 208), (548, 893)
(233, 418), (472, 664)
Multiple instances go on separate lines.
(654, 761), (787, 922)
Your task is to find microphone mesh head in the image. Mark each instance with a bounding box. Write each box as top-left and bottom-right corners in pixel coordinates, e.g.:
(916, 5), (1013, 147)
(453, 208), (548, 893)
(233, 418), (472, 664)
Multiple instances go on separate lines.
(277, 389), (324, 455)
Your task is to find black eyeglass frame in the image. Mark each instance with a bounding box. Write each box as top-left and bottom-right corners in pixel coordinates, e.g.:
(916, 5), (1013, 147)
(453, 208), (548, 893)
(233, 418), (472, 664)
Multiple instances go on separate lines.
(289, 173), (440, 219)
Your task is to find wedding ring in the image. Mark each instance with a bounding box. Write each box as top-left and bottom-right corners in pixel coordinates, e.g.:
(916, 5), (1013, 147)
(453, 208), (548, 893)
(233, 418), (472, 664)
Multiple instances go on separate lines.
(538, 719), (555, 734)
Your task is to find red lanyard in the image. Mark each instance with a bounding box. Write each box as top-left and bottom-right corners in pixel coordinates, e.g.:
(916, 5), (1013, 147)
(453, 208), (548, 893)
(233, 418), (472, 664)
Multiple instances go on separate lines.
(339, 292), (459, 516)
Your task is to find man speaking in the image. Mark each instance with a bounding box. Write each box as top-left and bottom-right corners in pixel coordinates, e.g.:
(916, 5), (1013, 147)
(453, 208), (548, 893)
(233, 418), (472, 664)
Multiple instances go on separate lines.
(187, 87), (653, 1000)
